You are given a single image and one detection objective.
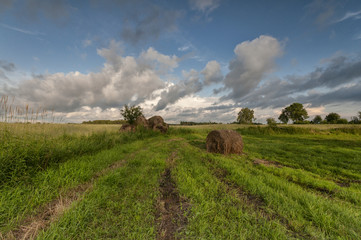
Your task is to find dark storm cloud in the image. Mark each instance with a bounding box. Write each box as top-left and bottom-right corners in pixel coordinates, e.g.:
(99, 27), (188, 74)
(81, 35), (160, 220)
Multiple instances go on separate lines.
(297, 82), (361, 107)
(155, 70), (202, 111)
(288, 56), (361, 90)
(0, 60), (16, 80)
(237, 54), (361, 109)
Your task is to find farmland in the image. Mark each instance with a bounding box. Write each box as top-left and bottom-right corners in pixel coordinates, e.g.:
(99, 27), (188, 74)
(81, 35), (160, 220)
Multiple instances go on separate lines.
(0, 123), (361, 239)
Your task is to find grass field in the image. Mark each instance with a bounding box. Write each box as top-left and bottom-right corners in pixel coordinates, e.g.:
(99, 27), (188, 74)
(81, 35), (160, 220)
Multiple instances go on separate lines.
(0, 123), (360, 239)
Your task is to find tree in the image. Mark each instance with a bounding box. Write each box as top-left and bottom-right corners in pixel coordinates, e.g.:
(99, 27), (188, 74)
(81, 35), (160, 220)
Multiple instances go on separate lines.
(349, 116), (360, 124)
(237, 108), (255, 124)
(278, 110), (289, 124)
(325, 112), (340, 124)
(312, 115), (322, 124)
(279, 103), (308, 124)
(266, 118), (277, 127)
(337, 118), (348, 124)
(120, 104), (143, 125)
(359, 111), (361, 120)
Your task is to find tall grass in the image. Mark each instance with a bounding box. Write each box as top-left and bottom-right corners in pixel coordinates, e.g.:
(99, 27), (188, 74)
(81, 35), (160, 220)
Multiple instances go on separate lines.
(0, 95), (64, 123)
(0, 122), (163, 187)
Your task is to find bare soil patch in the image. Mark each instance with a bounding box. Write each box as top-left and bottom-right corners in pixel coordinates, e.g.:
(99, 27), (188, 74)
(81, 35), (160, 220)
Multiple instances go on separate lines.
(204, 158), (309, 239)
(335, 179), (361, 187)
(253, 159), (283, 168)
(156, 152), (190, 240)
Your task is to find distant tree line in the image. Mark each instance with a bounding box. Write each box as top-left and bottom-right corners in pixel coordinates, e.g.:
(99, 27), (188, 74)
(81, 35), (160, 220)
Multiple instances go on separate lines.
(180, 121), (220, 125)
(237, 103), (361, 125)
(82, 119), (126, 124)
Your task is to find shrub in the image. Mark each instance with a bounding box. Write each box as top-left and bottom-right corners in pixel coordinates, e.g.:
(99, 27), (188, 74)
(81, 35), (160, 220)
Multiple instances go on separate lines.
(120, 105), (143, 125)
(266, 118), (277, 127)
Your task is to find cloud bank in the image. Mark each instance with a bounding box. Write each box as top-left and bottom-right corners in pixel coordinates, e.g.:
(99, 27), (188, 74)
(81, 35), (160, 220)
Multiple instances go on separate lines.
(0, 60), (16, 80)
(6, 40), (168, 112)
(221, 35), (283, 100)
(2, 35), (361, 123)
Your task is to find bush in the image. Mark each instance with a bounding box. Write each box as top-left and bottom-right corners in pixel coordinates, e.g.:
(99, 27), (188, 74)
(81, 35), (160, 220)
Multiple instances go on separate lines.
(325, 113), (341, 124)
(266, 118), (277, 127)
(120, 105), (143, 125)
(337, 118), (348, 124)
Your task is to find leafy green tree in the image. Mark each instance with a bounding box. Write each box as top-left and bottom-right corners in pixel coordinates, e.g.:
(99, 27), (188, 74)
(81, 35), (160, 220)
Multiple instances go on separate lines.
(349, 116), (360, 124)
(279, 103), (308, 123)
(325, 112), (340, 124)
(266, 117), (277, 127)
(237, 108), (255, 124)
(278, 110), (289, 124)
(120, 105), (143, 125)
(337, 118), (348, 124)
(312, 115), (322, 124)
(359, 111), (361, 120)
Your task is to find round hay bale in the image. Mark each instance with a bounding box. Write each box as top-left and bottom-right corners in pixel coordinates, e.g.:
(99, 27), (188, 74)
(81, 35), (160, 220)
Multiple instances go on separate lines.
(135, 115), (149, 128)
(206, 130), (243, 155)
(148, 116), (169, 133)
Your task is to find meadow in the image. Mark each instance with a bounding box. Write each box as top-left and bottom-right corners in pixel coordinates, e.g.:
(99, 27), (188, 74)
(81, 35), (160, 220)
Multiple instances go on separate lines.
(0, 123), (360, 239)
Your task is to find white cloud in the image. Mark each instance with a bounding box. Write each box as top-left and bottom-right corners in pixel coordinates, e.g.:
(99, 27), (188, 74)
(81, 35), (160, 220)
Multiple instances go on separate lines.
(201, 60), (223, 85)
(64, 106), (121, 122)
(304, 104), (326, 116)
(0, 23), (44, 36)
(7, 40), (168, 112)
(336, 9), (361, 22)
(139, 47), (179, 73)
(155, 69), (202, 110)
(189, 0), (220, 14)
(178, 45), (190, 52)
(222, 35), (284, 100)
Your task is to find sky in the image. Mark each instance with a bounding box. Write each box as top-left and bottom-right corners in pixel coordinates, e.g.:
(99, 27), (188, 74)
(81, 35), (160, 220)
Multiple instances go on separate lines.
(1, 0), (361, 123)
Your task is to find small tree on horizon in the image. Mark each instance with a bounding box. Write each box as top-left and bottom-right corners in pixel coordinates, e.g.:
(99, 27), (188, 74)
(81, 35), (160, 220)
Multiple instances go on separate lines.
(278, 103), (308, 124)
(237, 108), (255, 124)
(312, 115), (322, 124)
(350, 116), (360, 124)
(266, 117), (277, 127)
(325, 112), (340, 124)
(120, 104), (143, 125)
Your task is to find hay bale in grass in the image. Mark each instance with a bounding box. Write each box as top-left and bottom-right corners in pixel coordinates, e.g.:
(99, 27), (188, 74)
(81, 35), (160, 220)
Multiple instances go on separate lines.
(119, 123), (136, 132)
(148, 116), (169, 133)
(136, 115), (149, 128)
(206, 130), (243, 154)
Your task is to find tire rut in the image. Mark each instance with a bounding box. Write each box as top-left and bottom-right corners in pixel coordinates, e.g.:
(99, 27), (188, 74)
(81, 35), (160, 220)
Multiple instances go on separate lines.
(3, 156), (130, 240)
(156, 152), (190, 240)
(204, 158), (313, 240)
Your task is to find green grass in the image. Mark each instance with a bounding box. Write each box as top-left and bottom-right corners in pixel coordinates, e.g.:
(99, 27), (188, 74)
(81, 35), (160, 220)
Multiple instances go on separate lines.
(0, 139), (152, 234)
(1, 123), (360, 239)
(37, 140), (172, 239)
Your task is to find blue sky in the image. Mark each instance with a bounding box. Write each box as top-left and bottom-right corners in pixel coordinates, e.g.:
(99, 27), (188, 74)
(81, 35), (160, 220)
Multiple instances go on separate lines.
(1, 0), (361, 123)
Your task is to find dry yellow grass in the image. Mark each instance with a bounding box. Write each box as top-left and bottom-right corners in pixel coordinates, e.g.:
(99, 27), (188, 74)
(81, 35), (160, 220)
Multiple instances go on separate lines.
(0, 123), (121, 138)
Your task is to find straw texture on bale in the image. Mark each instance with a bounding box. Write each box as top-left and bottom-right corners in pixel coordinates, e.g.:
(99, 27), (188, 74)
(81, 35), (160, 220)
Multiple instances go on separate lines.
(119, 123), (136, 132)
(206, 130), (243, 154)
(148, 116), (169, 133)
(135, 115), (149, 128)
